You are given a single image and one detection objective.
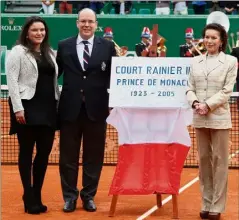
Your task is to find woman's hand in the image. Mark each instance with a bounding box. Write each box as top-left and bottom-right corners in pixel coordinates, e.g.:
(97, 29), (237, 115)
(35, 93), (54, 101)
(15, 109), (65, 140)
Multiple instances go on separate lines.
(195, 103), (209, 115)
(15, 110), (26, 124)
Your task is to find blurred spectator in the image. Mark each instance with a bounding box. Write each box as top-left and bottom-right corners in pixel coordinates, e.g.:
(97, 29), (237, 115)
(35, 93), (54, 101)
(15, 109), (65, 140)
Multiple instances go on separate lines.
(220, 1), (238, 15)
(155, 1), (170, 15)
(77, 1), (90, 13)
(42, 0), (55, 14)
(192, 1), (206, 14)
(90, 1), (104, 14)
(209, 0), (223, 13)
(59, 1), (73, 14)
(124, 1), (132, 14)
(112, 1), (121, 14)
(236, 2), (239, 14)
(172, 0), (188, 15)
(112, 1), (132, 14)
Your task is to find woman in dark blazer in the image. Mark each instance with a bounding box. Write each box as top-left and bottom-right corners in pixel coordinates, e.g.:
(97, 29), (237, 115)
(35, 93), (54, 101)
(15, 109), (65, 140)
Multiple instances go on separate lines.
(6, 16), (60, 214)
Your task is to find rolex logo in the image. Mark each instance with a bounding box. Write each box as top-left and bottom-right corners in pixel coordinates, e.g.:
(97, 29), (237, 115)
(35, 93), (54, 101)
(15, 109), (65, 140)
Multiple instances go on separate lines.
(228, 31), (239, 52)
(1, 18), (21, 32)
(8, 18), (14, 25)
(96, 26), (103, 32)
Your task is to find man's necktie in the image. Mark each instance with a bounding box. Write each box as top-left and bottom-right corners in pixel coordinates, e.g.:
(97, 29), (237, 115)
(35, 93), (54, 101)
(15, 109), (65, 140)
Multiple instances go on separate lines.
(82, 40), (90, 70)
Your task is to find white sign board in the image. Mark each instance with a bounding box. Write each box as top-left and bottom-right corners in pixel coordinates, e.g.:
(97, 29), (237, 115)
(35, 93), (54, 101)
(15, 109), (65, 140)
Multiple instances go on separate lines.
(109, 57), (192, 108)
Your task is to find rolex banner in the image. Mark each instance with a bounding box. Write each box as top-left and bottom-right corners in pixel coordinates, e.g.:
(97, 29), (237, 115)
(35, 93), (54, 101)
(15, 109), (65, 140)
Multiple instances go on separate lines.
(107, 57), (193, 195)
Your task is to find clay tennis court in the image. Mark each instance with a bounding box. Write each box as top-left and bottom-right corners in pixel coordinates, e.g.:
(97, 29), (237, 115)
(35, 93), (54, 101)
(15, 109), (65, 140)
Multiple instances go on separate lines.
(1, 90), (239, 219)
(1, 167), (238, 220)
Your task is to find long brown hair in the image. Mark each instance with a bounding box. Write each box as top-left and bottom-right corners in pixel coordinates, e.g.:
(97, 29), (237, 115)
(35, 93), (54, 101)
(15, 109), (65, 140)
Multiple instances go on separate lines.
(17, 16), (54, 65)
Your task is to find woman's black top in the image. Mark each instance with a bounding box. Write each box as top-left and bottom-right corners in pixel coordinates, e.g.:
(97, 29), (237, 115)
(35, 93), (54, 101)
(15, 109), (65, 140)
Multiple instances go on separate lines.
(9, 53), (57, 134)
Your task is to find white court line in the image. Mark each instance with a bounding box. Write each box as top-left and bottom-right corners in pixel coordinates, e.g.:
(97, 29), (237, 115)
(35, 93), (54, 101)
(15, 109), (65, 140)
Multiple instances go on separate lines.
(137, 150), (239, 220)
(136, 177), (199, 220)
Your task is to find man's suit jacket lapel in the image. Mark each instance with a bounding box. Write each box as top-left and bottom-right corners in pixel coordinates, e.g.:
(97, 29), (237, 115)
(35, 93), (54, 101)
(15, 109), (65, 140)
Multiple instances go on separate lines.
(70, 36), (83, 72)
(69, 36), (101, 73)
(88, 37), (101, 70)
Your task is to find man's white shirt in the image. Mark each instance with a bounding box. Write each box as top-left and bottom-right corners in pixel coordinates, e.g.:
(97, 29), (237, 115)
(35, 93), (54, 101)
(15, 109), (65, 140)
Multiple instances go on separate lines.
(76, 35), (94, 71)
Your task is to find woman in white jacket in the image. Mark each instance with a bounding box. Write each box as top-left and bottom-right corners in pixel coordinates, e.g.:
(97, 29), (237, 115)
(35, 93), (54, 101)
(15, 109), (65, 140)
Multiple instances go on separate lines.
(6, 16), (60, 214)
(186, 23), (237, 220)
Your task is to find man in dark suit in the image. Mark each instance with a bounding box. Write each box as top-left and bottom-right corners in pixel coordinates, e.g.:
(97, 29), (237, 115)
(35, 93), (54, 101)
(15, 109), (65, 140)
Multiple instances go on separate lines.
(231, 46), (239, 110)
(56, 8), (116, 213)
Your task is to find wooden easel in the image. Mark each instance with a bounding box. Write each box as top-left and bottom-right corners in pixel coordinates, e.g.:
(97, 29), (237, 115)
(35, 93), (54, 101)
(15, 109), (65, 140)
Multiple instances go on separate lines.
(109, 193), (179, 219)
(148, 24), (158, 57)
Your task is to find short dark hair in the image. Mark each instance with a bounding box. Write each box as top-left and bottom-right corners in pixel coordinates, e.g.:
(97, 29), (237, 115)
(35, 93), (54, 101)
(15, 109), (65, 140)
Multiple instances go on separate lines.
(17, 16), (53, 62)
(202, 23), (228, 52)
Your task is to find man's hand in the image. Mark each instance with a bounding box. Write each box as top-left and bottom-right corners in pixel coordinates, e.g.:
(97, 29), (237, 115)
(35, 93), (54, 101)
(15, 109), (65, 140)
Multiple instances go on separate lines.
(15, 110), (26, 124)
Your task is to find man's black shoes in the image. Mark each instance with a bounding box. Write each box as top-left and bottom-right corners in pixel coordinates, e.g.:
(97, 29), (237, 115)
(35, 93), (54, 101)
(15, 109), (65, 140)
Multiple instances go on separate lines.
(63, 200), (77, 213)
(63, 199), (97, 212)
(82, 199), (97, 212)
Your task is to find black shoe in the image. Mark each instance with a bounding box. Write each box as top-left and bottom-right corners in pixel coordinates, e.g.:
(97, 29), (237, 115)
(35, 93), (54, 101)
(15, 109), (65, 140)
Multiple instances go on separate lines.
(63, 200), (77, 213)
(33, 191), (47, 213)
(208, 212), (221, 220)
(83, 199), (97, 212)
(38, 203), (47, 213)
(200, 211), (209, 219)
(22, 194), (41, 214)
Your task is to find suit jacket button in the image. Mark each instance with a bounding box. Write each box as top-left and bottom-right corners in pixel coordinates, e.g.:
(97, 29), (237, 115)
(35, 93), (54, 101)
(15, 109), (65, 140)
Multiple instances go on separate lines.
(83, 76), (86, 79)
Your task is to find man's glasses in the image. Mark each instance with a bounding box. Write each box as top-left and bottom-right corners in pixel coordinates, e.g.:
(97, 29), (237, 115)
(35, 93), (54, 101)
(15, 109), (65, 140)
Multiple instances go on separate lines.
(79, 20), (96, 25)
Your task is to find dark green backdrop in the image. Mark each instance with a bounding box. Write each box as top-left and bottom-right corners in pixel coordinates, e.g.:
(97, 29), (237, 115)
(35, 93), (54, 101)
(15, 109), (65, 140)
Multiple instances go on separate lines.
(1, 14), (239, 85)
